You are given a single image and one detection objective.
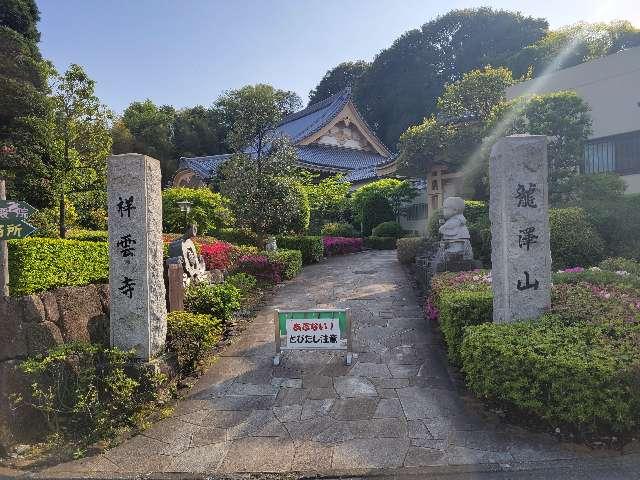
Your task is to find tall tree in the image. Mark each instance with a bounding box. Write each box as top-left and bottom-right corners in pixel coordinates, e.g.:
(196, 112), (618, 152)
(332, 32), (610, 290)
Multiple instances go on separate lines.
(121, 99), (176, 181)
(0, 0), (52, 207)
(352, 8), (547, 147)
(308, 61), (370, 105)
(42, 64), (112, 237)
(173, 105), (227, 158)
(507, 21), (640, 77)
(216, 84), (301, 156)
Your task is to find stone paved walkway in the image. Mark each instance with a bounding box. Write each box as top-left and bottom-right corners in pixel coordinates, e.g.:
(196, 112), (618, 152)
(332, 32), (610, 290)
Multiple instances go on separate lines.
(38, 251), (639, 478)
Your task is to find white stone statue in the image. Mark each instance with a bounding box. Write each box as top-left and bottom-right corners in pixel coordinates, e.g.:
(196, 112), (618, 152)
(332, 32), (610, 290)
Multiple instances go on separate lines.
(265, 236), (277, 252)
(438, 196), (473, 260)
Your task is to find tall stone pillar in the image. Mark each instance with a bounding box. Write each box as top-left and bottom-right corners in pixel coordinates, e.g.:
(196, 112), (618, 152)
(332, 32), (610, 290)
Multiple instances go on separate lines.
(490, 135), (551, 323)
(107, 154), (166, 360)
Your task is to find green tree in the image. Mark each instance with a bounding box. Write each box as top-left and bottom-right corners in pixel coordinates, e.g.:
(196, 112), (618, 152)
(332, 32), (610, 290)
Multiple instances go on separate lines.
(353, 7), (547, 146)
(507, 21), (640, 77)
(216, 84), (301, 155)
(300, 173), (351, 232)
(173, 105), (227, 158)
(121, 99), (176, 181)
(397, 66), (513, 178)
(42, 64), (113, 237)
(351, 179), (417, 234)
(110, 118), (134, 154)
(162, 187), (233, 234)
(489, 91), (592, 203)
(218, 139), (309, 240)
(308, 61), (370, 105)
(0, 0), (52, 207)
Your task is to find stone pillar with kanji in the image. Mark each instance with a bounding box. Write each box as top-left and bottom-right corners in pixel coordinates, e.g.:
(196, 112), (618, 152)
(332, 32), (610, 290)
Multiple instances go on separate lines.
(107, 154), (167, 360)
(490, 135), (551, 323)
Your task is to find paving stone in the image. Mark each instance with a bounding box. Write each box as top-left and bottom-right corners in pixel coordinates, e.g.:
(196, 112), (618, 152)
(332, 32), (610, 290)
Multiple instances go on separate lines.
(226, 410), (277, 440)
(333, 376), (377, 397)
(271, 377), (302, 388)
(227, 382), (279, 396)
(301, 399), (334, 420)
(207, 395), (276, 411)
(202, 409), (252, 428)
(373, 398), (405, 418)
(166, 443), (229, 473)
(330, 397), (378, 420)
(404, 446), (447, 467)
(190, 426), (227, 447)
(331, 438), (410, 469)
(388, 364), (420, 378)
(302, 374), (333, 388)
(370, 377), (410, 389)
(407, 420), (432, 439)
(306, 387), (336, 399)
(397, 386), (465, 419)
(104, 435), (173, 473)
(290, 441), (333, 473)
(272, 404), (302, 423)
(275, 387), (308, 406)
(218, 437), (295, 473)
(348, 362), (392, 378)
(377, 388), (398, 399)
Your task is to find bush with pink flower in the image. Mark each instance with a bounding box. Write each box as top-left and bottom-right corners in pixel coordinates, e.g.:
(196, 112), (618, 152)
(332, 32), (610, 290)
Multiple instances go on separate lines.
(233, 254), (285, 284)
(323, 236), (363, 256)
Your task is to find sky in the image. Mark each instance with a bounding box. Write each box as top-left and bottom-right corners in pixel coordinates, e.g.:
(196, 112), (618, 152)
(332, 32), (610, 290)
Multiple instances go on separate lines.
(37, 0), (640, 114)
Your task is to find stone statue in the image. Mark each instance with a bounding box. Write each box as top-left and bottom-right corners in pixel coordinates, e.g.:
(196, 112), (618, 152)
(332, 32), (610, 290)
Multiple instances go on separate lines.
(167, 224), (209, 286)
(265, 236), (277, 252)
(438, 196), (473, 260)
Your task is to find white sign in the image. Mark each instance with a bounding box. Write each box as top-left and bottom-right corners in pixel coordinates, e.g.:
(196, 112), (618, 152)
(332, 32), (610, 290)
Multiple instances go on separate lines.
(283, 318), (342, 349)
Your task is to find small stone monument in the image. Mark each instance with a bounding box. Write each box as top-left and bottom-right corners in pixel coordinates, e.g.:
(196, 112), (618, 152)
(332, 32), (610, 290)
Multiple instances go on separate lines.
(167, 224), (210, 286)
(415, 196), (478, 291)
(490, 135), (551, 323)
(107, 154), (167, 361)
(439, 196), (473, 260)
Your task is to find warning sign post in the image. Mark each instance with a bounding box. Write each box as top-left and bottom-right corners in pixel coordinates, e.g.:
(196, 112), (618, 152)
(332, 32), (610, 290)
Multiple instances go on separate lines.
(273, 309), (352, 365)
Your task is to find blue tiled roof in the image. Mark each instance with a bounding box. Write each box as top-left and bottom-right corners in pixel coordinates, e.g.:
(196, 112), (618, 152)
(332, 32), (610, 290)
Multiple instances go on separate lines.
(296, 144), (387, 171)
(274, 89), (352, 143)
(177, 154), (231, 178)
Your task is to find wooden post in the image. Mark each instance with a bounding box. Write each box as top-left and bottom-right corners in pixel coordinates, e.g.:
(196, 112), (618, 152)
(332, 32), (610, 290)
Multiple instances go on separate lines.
(345, 308), (353, 365)
(273, 309), (281, 366)
(0, 178), (8, 296)
(167, 263), (184, 312)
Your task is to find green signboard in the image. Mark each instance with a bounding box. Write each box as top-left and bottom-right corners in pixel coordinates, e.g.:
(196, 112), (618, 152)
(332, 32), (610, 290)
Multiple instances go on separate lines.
(0, 200), (37, 239)
(273, 309), (352, 366)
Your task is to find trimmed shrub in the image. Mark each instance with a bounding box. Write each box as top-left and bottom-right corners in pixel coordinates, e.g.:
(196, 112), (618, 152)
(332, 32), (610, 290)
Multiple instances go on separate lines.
(162, 187), (233, 234)
(277, 236), (323, 265)
(225, 273), (257, 297)
(361, 193), (394, 237)
(66, 229), (109, 242)
(184, 282), (241, 322)
(437, 289), (493, 365)
(8, 238), (109, 295)
(550, 207), (605, 269)
(599, 257), (640, 276)
(321, 222), (358, 237)
(265, 249), (303, 280)
(372, 221), (403, 238)
(212, 228), (259, 247)
(323, 236), (363, 255)
(397, 237), (424, 264)
(461, 320), (640, 435)
(364, 236), (397, 250)
(234, 255), (285, 283)
(18, 342), (163, 444)
(166, 311), (223, 373)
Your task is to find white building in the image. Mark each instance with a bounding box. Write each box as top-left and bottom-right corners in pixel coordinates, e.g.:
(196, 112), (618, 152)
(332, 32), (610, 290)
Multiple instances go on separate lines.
(506, 46), (640, 193)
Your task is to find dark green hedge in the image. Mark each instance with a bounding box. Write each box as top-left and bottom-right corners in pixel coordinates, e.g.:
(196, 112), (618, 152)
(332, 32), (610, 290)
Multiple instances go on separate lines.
(277, 236), (323, 264)
(364, 236), (397, 250)
(436, 289), (493, 365)
(265, 249), (303, 280)
(66, 229), (109, 242)
(550, 207), (605, 268)
(461, 320), (640, 435)
(8, 238), (109, 296)
(211, 228), (259, 246)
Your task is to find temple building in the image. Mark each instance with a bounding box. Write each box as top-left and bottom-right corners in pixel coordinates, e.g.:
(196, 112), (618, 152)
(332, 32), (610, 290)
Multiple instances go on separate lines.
(173, 88), (398, 189)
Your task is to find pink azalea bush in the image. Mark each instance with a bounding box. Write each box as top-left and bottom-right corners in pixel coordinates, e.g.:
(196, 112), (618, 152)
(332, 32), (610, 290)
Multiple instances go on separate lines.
(323, 236), (363, 256)
(234, 255), (284, 284)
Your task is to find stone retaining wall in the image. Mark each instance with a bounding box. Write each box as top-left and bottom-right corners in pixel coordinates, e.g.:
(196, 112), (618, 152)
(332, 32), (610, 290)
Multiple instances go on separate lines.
(0, 284), (109, 452)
